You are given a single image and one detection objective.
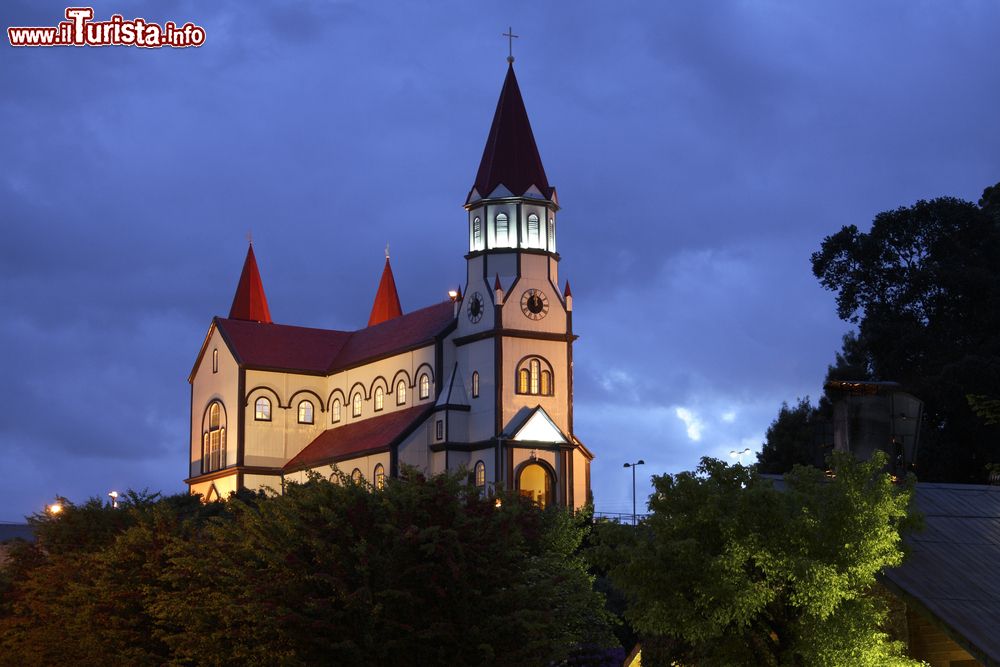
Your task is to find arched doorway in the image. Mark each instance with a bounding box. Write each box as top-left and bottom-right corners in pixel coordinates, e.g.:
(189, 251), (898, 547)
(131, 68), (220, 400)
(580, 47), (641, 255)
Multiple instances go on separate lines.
(518, 462), (554, 508)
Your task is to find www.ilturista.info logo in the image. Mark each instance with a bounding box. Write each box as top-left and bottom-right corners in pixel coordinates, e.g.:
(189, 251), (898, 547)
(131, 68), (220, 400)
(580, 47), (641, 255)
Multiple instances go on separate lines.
(8, 7), (205, 48)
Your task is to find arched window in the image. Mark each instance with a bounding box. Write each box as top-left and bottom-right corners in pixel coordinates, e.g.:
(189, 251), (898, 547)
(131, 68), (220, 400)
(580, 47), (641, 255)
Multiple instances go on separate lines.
(516, 357), (554, 396)
(527, 213), (540, 245)
(351, 468), (363, 484)
(495, 213), (509, 245)
(297, 400), (314, 424)
(332, 399), (342, 423)
(396, 380), (406, 405)
(474, 460), (486, 491)
(472, 371), (479, 398)
(473, 216), (482, 247)
(419, 374), (430, 399)
(374, 386), (384, 412)
(352, 393), (362, 417)
(203, 401), (226, 473)
(374, 463), (386, 490)
(212, 348), (218, 373)
(254, 397), (271, 421)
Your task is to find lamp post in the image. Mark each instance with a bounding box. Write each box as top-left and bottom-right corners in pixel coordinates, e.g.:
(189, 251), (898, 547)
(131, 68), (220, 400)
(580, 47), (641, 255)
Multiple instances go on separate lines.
(623, 460), (645, 525)
(730, 448), (752, 466)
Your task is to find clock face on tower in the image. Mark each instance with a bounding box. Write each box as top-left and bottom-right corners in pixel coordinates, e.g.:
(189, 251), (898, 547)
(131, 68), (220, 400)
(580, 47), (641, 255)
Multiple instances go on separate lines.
(467, 291), (485, 323)
(520, 289), (549, 320)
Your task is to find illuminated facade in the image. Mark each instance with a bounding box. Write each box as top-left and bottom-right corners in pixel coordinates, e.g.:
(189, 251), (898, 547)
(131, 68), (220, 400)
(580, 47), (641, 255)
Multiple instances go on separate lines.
(186, 62), (593, 509)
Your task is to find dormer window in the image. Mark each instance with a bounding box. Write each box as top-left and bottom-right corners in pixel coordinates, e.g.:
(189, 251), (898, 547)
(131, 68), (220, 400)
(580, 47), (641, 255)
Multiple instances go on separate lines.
(527, 214), (540, 246)
(516, 356), (554, 396)
(396, 380), (406, 405)
(495, 213), (509, 245)
(297, 400), (314, 424)
(473, 216), (482, 248)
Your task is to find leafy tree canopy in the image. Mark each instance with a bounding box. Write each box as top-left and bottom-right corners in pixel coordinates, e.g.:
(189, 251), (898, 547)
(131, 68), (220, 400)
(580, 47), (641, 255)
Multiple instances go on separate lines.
(0, 472), (616, 666)
(592, 452), (921, 666)
(764, 183), (1000, 481)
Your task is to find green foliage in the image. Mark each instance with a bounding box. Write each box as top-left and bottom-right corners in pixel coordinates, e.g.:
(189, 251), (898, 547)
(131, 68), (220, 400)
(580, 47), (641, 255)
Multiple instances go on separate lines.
(810, 184), (1000, 482)
(757, 397), (823, 473)
(593, 452), (922, 666)
(0, 473), (615, 666)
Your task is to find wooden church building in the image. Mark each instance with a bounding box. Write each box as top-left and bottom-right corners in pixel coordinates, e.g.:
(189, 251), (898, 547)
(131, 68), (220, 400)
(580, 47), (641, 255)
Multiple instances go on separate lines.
(185, 61), (594, 508)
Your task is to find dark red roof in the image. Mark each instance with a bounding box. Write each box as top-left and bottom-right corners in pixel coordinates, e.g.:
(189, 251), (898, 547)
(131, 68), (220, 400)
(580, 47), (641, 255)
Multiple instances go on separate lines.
(368, 258), (403, 327)
(470, 63), (552, 201)
(229, 244), (273, 323)
(284, 404), (434, 472)
(214, 300), (455, 374)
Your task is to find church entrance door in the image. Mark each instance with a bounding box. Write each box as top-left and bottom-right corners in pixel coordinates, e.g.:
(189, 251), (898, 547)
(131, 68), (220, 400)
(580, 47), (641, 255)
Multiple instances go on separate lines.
(518, 463), (553, 508)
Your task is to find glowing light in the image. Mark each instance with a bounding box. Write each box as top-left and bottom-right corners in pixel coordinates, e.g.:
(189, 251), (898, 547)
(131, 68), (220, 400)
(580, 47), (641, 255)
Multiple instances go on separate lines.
(448, 290), (459, 299)
(47, 503), (63, 515)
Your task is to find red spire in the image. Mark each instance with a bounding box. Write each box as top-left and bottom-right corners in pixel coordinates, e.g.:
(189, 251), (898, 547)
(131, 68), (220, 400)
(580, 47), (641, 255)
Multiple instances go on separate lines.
(229, 243), (272, 323)
(564, 280), (572, 297)
(470, 63), (551, 201)
(368, 257), (403, 327)
(494, 273), (502, 291)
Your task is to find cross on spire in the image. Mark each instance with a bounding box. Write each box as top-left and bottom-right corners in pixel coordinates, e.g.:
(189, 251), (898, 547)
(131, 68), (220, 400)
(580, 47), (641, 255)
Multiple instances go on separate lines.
(502, 26), (518, 64)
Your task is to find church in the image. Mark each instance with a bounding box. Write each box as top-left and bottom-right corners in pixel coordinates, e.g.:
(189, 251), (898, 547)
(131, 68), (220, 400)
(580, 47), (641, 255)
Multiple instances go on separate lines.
(185, 59), (593, 509)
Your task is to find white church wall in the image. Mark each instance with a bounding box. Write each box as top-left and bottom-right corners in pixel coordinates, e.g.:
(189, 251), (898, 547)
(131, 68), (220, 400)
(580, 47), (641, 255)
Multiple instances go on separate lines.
(190, 326), (239, 478)
(455, 338), (495, 442)
(572, 449), (590, 509)
(243, 473), (282, 496)
(504, 254), (567, 332)
(244, 369), (325, 469)
(397, 415), (434, 473)
(189, 473), (238, 502)
(502, 338), (570, 434)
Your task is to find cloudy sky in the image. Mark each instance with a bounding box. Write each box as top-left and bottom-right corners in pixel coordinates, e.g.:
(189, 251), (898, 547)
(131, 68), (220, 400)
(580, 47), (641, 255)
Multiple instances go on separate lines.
(2, 1), (998, 521)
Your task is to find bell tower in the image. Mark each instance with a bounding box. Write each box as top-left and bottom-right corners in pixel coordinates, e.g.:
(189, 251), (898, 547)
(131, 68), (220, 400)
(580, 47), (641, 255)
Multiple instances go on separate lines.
(453, 57), (589, 509)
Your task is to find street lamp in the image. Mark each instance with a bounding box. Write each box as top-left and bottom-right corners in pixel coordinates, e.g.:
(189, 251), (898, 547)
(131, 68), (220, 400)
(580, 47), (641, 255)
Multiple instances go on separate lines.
(623, 460), (645, 525)
(730, 448), (752, 466)
(108, 490), (119, 509)
(47, 502), (63, 515)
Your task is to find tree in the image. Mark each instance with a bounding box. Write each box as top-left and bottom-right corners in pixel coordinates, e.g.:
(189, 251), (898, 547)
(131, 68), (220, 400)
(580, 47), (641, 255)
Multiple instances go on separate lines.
(0, 473), (616, 666)
(757, 397), (823, 473)
(810, 185), (1000, 482)
(593, 452), (921, 666)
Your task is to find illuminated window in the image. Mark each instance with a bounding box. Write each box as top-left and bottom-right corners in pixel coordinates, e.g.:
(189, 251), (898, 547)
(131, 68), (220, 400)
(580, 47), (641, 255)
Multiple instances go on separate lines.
(203, 401), (226, 473)
(298, 400), (314, 424)
(472, 371), (479, 398)
(351, 468), (363, 484)
(528, 213), (539, 245)
(436, 419), (444, 440)
(374, 386), (384, 411)
(212, 348), (218, 373)
(548, 218), (555, 249)
(332, 399), (342, 423)
(473, 217), (482, 247)
(254, 397), (271, 421)
(516, 357), (554, 396)
(474, 460), (486, 490)
(496, 213), (508, 245)
(352, 393), (362, 417)
(374, 463), (386, 490)
(396, 380), (406, 405)
(419, 374), (430, 399)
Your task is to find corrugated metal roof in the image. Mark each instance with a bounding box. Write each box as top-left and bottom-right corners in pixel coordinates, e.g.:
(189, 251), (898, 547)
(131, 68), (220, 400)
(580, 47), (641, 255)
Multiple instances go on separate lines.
(884, 482), (1000, 664)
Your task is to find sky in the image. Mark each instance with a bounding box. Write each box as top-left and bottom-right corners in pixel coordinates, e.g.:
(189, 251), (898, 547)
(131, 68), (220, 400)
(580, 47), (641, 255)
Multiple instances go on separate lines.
(2, 0), (998, 521)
